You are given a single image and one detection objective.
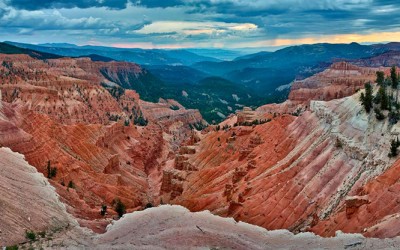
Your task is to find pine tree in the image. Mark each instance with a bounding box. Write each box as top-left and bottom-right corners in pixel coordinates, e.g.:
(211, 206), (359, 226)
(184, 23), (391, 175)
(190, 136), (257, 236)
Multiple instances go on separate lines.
(379, 85), (389, 110)
(360, 83), (373, 113)
(113, 198), (126, 217)
(389, 139), (399, 157)
(391, 66), (399, 103)
(47, 160), (51, 178)
(374, 107), (385, 120)
(376, 71), (384, 85)
(100, 205), (107, 216)
(46, 160), (57, 179)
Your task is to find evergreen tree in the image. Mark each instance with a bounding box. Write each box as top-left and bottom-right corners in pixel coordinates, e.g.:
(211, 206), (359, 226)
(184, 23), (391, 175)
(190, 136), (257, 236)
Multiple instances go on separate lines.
(47, 160), (51, 178)
(389, 139), (399, 157)
(46, 160), (57, 179)
(391, 66), (399, 103)
(360, 83), (373, 113)
(376, 71), (384, 85)
(68, 180), (75, 189)
(391, 66), (398, 89)
(379, 85), (389, 110)
(113, 198), (126, 217)
(374, 107), (385, 120)
(385, 76), (392, 101)
(100, 205), (107, 216)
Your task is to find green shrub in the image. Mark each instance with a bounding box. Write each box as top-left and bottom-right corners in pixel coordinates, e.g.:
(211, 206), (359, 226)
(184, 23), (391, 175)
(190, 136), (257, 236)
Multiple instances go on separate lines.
(374, 108), (385, 121)
(113, 198), (126, 217)
(134, 115), (148, 126)
(170, 105), (180, 110)
(25, 230), (36, 241)
(389, 111), (400, 124)
(335, 138), (343, 148)
(144, 203), (153, 209)
(68, 180), (75, 189)
(6, 245), (19, 250)
(100, 204), (107, 216)
(46, 160), (57, 179)
(388, 138), (400, 157)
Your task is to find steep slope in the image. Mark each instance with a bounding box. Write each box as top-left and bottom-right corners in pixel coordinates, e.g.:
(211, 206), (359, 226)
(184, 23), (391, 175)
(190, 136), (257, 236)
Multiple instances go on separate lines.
(0, 54), (205, 232)
(0, 147), (76, 246)
(160, 60), (400, 238)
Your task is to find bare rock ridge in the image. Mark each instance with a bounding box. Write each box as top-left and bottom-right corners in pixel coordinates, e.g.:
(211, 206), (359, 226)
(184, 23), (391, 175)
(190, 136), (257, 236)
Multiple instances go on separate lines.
(0, 147), (76, 246)
(17, 205), (400, 249)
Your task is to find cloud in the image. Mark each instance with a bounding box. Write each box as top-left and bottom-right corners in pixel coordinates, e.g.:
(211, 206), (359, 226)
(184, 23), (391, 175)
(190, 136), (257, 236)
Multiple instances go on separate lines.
(0, 7), (105, 30)
(2, 0), (400, 48)
(136, 0), (184, 8)
(135, 21), (257, 35)
(5, 0), (130, 10)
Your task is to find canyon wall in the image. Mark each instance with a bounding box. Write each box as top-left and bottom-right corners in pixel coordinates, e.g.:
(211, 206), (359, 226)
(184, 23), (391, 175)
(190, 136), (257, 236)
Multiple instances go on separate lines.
(161, 60), (400, 238)
(165, 89), (400, 238)
(3, 50), (400, 241)
(0, 53), (205, 232)
(256, 62), (377, 115)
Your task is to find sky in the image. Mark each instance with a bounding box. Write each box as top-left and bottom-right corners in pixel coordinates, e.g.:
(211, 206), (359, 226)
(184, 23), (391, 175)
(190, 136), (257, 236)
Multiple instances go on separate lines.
(1, 0), (400, 50)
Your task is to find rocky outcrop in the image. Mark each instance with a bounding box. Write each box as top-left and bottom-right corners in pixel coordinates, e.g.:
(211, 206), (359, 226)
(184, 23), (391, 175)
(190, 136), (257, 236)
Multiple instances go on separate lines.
(351, 50), (400, 68)
(164, 86), (400, 238)
(237, 107), (256, 124)
(345, 196), (370, 218)
(289, 62), (376, 105)
(256, 62), (377, 115)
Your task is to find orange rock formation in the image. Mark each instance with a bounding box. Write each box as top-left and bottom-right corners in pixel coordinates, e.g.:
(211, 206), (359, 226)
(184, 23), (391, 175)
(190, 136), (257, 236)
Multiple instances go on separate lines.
(0, 54), (205, 232)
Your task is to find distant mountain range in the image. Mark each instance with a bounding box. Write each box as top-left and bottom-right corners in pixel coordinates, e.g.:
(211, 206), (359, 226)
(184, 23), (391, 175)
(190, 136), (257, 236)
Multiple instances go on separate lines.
(5, 41), (222, 66)
(0, 42), (63, 60)
(4, 41), (400, 122)
(194, 42), (400, 96)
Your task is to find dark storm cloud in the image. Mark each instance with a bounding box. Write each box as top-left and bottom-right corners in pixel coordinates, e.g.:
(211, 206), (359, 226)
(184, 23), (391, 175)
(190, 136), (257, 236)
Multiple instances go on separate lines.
(6, 0), (130, 10)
